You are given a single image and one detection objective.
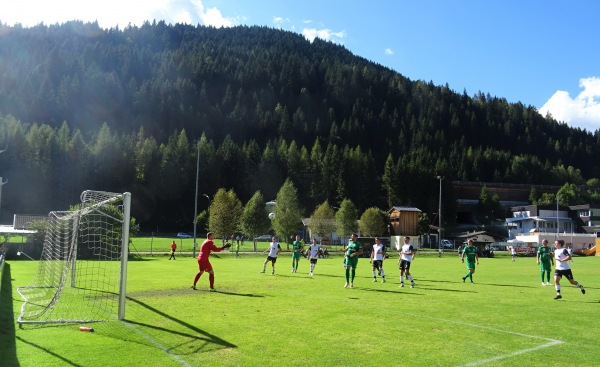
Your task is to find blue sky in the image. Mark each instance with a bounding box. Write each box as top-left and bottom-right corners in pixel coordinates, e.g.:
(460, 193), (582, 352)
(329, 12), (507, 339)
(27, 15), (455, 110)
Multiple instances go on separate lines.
(1, 0), (599, 131)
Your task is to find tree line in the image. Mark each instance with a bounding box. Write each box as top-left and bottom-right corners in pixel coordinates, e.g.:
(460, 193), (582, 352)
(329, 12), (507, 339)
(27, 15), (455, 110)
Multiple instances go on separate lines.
(0, 22), (599, 230)
(206, 180), (390, 246)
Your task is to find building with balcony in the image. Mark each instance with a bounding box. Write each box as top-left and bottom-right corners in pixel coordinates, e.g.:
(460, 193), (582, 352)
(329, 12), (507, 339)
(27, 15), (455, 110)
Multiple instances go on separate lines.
(506, 204), (597, 250)
(569, 204), (600, 234)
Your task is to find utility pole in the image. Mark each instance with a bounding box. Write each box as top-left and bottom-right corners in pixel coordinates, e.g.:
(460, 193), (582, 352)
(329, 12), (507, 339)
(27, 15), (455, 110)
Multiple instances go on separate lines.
(556, 194), (560, 240)
(437, 176), (444, 256)
(193, 142), (200, 258)
(0, 145), (8, 220)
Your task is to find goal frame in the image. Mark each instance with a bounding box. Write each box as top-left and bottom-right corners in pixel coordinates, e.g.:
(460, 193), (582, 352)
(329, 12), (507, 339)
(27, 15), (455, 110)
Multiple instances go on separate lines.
(16, 190), (131, 327)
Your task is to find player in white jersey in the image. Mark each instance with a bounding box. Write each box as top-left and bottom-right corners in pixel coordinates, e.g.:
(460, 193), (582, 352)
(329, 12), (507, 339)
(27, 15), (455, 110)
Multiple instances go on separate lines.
(370, 237), (386, 283)
(553, 239), (585, 300)
(307, 239), (321, 276)
(260, 236), (282, 275)
(398, 236), (416, 288)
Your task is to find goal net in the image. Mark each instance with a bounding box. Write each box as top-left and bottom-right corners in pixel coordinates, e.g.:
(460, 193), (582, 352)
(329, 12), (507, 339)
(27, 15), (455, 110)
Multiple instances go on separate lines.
(17, 190), (131, 327)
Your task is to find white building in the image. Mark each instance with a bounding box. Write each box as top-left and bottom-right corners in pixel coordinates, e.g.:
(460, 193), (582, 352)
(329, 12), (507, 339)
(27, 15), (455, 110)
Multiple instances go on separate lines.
(506, 204), (596, 250)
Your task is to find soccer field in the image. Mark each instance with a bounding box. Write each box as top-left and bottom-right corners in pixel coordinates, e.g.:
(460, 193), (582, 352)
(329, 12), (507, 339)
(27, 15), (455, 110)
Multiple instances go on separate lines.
(2, 253), (599, 367)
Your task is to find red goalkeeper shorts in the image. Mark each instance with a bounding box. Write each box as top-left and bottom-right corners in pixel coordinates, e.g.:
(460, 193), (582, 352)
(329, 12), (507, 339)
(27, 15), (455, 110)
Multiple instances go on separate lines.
(198, 258), (213, 272)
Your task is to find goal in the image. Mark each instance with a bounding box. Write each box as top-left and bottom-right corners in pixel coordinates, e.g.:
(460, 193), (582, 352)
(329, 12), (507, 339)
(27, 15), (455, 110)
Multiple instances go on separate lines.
(17, 190), (131, 327)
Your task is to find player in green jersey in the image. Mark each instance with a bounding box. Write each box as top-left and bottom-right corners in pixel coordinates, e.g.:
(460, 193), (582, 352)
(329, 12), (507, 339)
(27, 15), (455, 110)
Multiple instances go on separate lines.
(461, 239), (479, 284)
(343, 234), (363, 288)
(536, 239), (554, 286)
(291, 235), (304, 273)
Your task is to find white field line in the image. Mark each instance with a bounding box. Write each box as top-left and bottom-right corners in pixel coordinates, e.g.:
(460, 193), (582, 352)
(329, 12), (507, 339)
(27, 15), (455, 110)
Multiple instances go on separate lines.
(457, 340), (563, 367)
(408, 313), (564, 367)
(122, 321), (193, 367)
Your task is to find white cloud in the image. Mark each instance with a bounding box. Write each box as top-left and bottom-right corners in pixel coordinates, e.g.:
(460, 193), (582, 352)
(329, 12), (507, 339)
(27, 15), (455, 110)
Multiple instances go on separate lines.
(302, 27), (346, 43)
(384, 48), (394, 56)
(0, 0), (235, 29)
(539, 77), (600, 132)
(273, 17), (290, 25)
(195, 1), (234, 28)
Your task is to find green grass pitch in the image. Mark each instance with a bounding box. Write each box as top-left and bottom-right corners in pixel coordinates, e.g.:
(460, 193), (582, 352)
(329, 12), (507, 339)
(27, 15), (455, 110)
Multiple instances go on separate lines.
(2, 252), (599, 366)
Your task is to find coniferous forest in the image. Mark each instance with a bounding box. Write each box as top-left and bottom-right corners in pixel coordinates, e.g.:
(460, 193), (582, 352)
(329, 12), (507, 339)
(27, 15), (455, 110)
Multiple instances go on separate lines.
(0, 21), (599, 231)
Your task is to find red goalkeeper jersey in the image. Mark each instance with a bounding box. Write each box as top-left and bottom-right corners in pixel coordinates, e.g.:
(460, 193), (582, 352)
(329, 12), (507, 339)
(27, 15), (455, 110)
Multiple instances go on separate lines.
(198, 240), (223, 260)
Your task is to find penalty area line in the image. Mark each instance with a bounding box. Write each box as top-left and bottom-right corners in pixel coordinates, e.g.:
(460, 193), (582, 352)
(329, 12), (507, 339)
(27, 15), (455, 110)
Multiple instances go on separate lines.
(122, 321), (193, 367)
(457, 339), (562, 367)
(407, 313), (564, 367)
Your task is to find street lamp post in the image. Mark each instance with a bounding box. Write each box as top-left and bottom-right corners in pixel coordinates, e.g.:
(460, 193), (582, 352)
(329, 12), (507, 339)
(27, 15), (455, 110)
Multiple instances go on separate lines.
(194, 193), (212, 257)
(437, 176), (444, 256)
(193, 142), (200, 258)
(556, 194), (560, 240)
(387, 223), (391, 250)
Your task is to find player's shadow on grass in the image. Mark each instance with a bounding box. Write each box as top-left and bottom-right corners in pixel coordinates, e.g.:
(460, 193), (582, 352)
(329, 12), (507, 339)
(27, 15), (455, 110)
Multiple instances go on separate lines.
(476, 282), (537, 289)
(360, 287), (474, 294)
(211, 290), (264, 297)
(418, 278), (537, 289)
(125, 296), (237, 353)
(0, 263), (20, 367)
(127, 256), (160, 262)
(359, 288), (424, 295)
(278, 273), (339, 279)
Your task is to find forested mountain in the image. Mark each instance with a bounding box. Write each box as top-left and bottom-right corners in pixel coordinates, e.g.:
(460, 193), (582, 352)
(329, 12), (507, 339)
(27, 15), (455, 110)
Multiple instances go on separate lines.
(0, 21), (598, 230)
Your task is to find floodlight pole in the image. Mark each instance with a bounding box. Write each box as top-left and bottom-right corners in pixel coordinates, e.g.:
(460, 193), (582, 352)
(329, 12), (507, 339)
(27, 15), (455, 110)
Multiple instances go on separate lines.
(0, 145), (7, 218)
(556, 194), (559, 240)
(437, 176), (444, 256)
(193, 142), (200, 258)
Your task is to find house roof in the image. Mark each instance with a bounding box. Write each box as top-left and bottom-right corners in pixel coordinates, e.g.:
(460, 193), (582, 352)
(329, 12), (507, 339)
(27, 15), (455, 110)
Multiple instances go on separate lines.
(388, 206), (421, 213)
(506, 216), (574, 223)
(0, 225), (35, 235)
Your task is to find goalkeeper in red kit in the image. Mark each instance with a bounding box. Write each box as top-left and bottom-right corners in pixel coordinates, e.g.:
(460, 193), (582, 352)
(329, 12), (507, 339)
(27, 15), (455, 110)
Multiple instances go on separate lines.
(191, 232), (231, 291)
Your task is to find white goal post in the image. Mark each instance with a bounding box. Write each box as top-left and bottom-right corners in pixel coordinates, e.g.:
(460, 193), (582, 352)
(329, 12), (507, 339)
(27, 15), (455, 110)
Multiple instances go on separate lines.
(17, 190), (131, 327)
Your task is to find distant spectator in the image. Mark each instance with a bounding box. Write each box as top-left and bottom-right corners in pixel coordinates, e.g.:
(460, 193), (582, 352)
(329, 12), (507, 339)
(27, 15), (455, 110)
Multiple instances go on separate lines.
(566, 244), (573, 262)
(169, 240), (177, 260)
(235, 237), (240, 258)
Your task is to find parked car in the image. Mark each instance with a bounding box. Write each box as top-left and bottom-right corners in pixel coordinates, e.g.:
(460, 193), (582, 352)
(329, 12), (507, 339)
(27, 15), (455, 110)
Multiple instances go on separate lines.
(254, 235), (272, 241)
(441, 239), (453, 249)
(176, 232), (192, 238)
